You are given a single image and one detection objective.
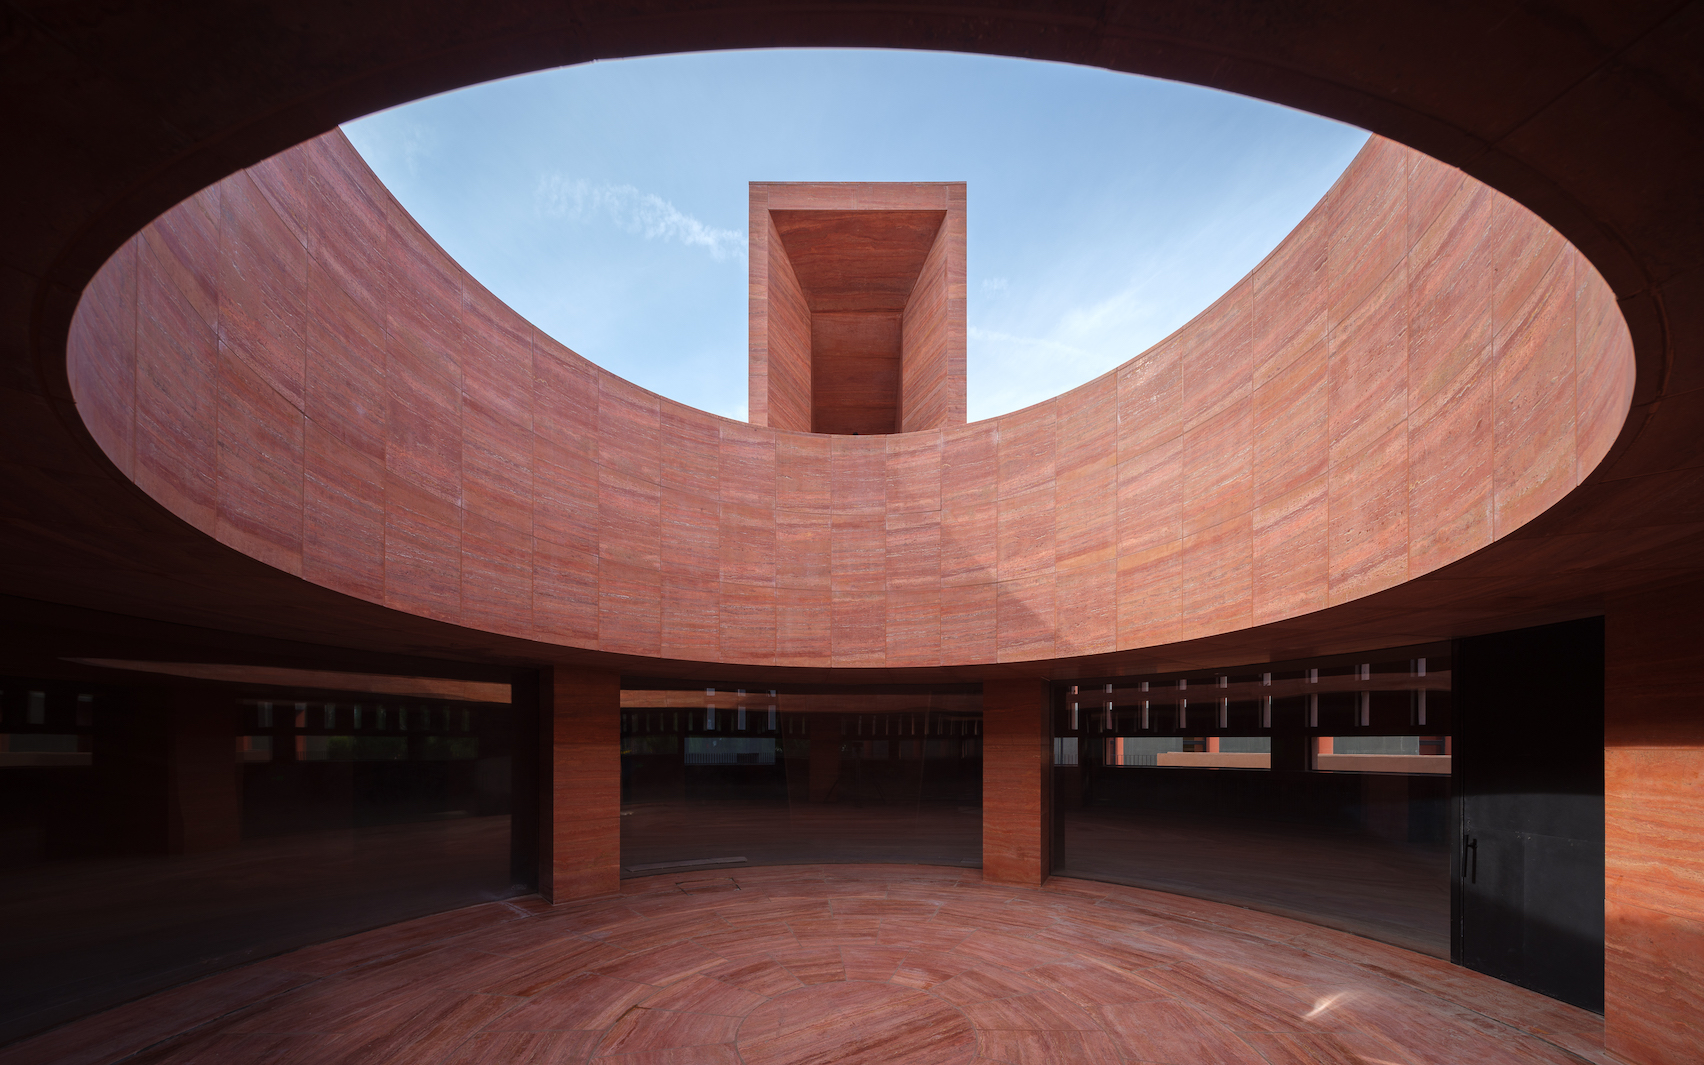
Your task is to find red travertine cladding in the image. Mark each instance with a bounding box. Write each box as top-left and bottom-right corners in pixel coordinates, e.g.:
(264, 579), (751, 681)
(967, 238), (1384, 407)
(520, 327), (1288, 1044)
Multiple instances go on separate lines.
(68, 131), (1634, 671)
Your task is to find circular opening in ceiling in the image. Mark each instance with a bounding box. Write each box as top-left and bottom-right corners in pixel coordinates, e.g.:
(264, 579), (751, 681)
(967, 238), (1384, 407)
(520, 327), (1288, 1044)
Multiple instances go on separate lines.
(342, 48), (1368, 424)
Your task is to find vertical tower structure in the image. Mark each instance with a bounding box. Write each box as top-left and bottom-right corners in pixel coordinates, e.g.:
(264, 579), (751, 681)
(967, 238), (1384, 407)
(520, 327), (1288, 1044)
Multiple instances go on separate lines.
(749, 182), (967, 435)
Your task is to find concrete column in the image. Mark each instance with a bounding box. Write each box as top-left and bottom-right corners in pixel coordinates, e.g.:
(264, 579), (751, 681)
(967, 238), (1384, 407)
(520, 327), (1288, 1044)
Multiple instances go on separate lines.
(539, 667), (621, 902)
(982, 678), (1051, 886)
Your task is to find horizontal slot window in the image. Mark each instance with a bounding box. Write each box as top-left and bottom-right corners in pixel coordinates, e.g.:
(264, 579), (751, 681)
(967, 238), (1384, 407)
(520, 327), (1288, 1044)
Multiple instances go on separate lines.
(296, 735), (409, 761)
(684, 737), (776, 765)
(0, 733), (89, 767)
(1107, 736), (1271, 770)
(1313, 736), (1450, 774)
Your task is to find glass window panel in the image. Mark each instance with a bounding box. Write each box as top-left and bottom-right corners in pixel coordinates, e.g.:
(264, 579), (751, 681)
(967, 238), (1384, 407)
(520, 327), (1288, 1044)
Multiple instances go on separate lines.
(1053, 642), (1452, 957)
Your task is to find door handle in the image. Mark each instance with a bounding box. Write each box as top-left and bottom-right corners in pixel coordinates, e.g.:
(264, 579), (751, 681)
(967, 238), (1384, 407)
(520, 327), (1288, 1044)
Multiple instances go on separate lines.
(1463, 836), (1477, 883)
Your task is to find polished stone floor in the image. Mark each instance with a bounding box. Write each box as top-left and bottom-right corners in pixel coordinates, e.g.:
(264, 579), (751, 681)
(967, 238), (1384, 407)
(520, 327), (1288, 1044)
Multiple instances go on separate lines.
(0, 865), (1612, 1065)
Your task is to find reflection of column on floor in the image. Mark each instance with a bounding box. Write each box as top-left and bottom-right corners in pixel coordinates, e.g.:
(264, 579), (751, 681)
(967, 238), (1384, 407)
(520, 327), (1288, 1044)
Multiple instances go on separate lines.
(983, 678), (1050, 886)
(807, 713), (841, 803)
(100, 686), (240, 855)
(543, 667), (620, 901)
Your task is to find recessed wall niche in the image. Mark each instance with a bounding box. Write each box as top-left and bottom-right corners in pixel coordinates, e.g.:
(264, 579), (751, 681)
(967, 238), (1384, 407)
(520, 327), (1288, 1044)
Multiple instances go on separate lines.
(748, 182), (967, 435)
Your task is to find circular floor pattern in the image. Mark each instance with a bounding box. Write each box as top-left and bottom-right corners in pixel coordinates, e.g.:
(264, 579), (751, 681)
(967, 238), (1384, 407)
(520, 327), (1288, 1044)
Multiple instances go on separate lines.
(737, 982), (976, 1065)
(0, 864), (1609, 1065)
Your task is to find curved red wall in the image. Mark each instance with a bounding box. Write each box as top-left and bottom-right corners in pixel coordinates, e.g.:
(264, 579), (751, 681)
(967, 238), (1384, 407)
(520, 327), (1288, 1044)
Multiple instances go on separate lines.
(66, 130), (1633, 669)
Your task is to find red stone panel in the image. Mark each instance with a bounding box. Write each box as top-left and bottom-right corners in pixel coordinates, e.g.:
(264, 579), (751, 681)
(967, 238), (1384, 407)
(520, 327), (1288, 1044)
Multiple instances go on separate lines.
(303, 421), (385, 603)
(885, 430), (942, 514)
(385, 359), (462, 509)
(719, 579), (777, 665)
(1179, 517), (1252, 641)
(1116, 332), (1185, 458)
(302, 133), (390, 329)
(1327, 268), (1409, 469)
(830, 512), (885, 595)
(543, 668), (621, 902)
(134, 223), (219, 533)
(1250, 207), (1327, 391)
(982, 679), (1050, 886)
(215, 347), (305, 575)
(382, 473), (461, 623)
(217, 171), (307, 412)
(597, 557), (661, 658)
(1493, 248), (1578, 537)
(532, 534), (598, 648)
(1406, 182), (1494, 414)
(1178, 281), (1252, 434)
(721, 501), (778, 586)
(774, 583), (832, 668)
(752, 209), (813, 433)
(462, 281), (534, 430)
(463, 405), (532, 534)
(997, 486), (1056, 583)
(304, 259), (386, 460)
(460, 509), (532, 639)
(776, 508), (831, 588)
(1117, 542), (1182, 650)
(940, 584), (997, 663)
(1251, 478), (1329, 627)
(830, 590), (886, 666)
(1575, 249), (1637, 477)
(1327, 139), (1407, 330)
(1251, 340), (1327, 507)
(1116, 437), (1183, 559)
(996, 573), (1056, 663)
(660, 483), (720, 663)
(776, 431), (831, 512)
(997, 404), (1056, 498)
(885, 508), (941, 591)
(1054, 560), (1116, 657)
(1055, 465), (1115, 572)
(1328, 422), (1410, 605)
(884, 586), (942, 666)
(1408, 365), (1493, 575)
(1182, 403), (1253, 537)
(941, 425), (998, 587)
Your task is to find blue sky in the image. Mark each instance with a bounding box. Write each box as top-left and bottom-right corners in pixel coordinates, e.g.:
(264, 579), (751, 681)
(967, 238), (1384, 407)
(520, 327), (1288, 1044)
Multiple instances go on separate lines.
(344, 49), (1367, 423)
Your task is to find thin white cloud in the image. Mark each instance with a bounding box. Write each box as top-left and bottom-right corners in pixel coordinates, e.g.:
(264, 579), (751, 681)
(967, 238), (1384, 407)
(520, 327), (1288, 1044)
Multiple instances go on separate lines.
(536, 175), (745, 261)
(967, 325), (1091, 360)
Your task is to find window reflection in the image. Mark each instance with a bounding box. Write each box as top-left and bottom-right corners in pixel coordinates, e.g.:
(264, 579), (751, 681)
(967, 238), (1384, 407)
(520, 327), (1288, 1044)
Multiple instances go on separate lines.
(621, 689), (981, 873)
(1054, 645), (1453, 956)
(0, 677), (515, 1045)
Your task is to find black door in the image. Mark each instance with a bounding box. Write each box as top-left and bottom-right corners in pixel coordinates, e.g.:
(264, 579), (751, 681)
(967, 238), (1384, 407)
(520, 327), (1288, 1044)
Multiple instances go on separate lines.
(1453, 617), (1604, 1011)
